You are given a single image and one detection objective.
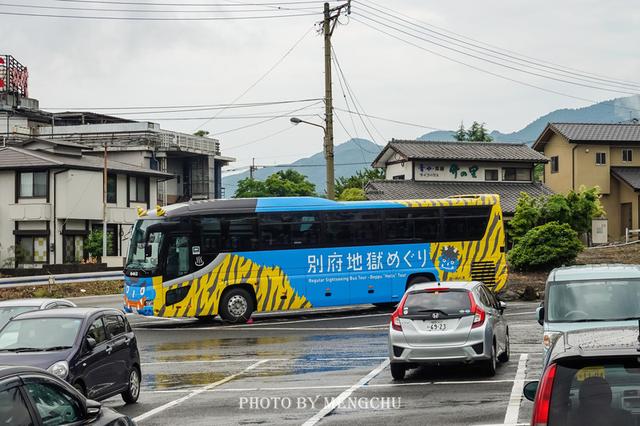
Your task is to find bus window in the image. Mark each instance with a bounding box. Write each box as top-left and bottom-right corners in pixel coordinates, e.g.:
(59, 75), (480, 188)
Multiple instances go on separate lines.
(164, 235), (190, 281)
(325, 211), (382, 246)
(260, 215), (291, 249)
(200, 216), (222, 254)
(385, 210), (415, 242)
(225, 215), (258, 251)
(413, 209), (441, 241)
(291, 214), (320, 247)
(443, 207), (490, 241)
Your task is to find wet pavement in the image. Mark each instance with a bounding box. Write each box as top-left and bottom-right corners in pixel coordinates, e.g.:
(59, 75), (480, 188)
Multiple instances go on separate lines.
(73, 296), (543, 425)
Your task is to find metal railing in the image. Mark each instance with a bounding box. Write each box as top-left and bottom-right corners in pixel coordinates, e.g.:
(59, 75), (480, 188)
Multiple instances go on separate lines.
(0, 271), (124, 289)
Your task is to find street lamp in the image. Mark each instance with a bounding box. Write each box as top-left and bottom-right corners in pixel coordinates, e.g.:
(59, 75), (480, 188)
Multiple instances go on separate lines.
(290, 116), (334, 199)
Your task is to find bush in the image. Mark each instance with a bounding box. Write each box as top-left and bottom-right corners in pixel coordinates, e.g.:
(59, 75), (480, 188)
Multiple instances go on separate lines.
(337, 188), (367, 201)
(508, 222), (584, 271)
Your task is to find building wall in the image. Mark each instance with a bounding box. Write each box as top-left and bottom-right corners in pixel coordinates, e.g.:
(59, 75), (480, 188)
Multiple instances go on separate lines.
(542, 133), (575, 193)
(0, 171), (15, 266)
(384, 162), (412, 180)
(573, 144), (611, 194)
(56, 170), (103, 220)
(610, 146), (640, 167)
(412, 160), (533, 183)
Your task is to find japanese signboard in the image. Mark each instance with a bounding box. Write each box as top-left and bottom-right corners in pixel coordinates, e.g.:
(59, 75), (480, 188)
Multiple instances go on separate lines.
(0, 55), (29, 97)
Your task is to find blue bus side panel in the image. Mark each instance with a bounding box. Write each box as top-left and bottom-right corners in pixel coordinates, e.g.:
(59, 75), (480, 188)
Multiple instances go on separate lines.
(238, 243), (440, 308)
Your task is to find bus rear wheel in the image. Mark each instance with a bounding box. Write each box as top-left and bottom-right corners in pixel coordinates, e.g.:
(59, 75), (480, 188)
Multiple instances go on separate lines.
(219, 287), (254, 324)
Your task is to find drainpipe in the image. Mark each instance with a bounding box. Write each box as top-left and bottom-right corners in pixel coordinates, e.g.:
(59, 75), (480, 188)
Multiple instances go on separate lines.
(52, 169), (68, 264)
(571, 145), (578, 191)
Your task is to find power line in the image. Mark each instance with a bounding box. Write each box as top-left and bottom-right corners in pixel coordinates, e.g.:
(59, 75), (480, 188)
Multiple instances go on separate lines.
(225, 124), (297, 150)
(223, 161), (371, 172)
(51, 0), (332, 6)
(333, 107), (441, 130)
(194, 24), (315, 131)
(351, 16), (640, 115)
(0, 9), (319, 20)
(43, 97), (322, 111)
(354, 11), (639, 96)
(0, 2), (318, 13)
(356, 1), (640, 91)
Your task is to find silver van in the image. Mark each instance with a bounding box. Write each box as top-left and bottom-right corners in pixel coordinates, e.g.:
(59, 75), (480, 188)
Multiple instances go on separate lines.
(388, 281), (509, 379)
(537, 264), (640, 360)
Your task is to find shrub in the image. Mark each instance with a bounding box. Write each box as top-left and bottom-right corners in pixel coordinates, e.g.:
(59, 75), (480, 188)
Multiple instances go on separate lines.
(508, 222), (584, 271)
(337, 188), (367, 201)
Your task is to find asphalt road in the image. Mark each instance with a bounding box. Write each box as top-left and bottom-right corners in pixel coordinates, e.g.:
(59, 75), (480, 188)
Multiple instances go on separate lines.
(72, 295), (543, 426)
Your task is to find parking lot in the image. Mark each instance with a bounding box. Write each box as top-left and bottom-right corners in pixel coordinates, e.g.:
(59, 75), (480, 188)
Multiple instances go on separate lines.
(74, 296), (542, 426)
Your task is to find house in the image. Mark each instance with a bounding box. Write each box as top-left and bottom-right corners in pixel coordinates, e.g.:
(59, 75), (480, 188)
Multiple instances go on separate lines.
(365, 140), (552, 216)
(533, 122), (640, 240)
(0, 138), (172, 268)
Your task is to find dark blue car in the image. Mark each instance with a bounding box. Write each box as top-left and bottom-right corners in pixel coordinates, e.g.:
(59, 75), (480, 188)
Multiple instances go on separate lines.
(0, 307), (141, 404)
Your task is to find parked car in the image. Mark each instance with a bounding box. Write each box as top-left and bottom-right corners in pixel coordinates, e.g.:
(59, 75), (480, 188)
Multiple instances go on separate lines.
(0, 298), (76, 330)
(388, 281), (509, 380)
(524, 326), (640, 426)
(537, 264), (640, 360)
(0, 365), (135, 425)
(0, 307), (141, 404)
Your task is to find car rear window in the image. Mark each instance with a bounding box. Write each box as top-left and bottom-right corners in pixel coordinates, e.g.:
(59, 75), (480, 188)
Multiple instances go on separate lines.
(403, 289), (471, 316)
(548, 358), (640, 425)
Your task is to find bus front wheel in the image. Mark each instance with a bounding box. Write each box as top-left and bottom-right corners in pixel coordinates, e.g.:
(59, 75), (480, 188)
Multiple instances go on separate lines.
(219, 287), (254, 324)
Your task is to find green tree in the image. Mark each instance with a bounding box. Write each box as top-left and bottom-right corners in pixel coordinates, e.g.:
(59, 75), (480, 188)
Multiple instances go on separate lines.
(84, 230), (113, 258)
(234, 169), (316, 198)
(453, 122), (467, 141)
(508, 222), (584, 271)
(451, 121), (493, 142)
(193, 130), (210, 137)
(335, 168), (384, 199)
(338, 188), (367, 201)
(509, 187), (605, 243)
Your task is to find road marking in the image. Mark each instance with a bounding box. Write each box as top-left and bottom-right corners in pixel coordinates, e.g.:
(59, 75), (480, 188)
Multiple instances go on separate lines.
(141, 326), (388, 332)
(226, 312), (391, 328)
(142, 377), (518, 394)
(133, 359), (269, 423)
(302, 358), (390, 426)
(504, 311), (536, 317)
(504, 354), (528, 425)
(142, 358), (288, 366)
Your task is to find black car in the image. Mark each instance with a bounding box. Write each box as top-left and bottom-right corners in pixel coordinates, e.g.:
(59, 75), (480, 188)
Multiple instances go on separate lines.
(0, 307), (141, 404)
(0, 365), (135, 425)
(524, 326), (640, 426)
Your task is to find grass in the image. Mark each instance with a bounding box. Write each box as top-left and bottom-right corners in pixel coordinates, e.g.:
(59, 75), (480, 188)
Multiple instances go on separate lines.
(0, 280), (123, 301)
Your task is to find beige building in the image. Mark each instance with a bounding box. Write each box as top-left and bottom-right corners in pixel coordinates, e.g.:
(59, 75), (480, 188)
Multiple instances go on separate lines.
(533, 122), (640, 240)
(0, 138), (172, 268)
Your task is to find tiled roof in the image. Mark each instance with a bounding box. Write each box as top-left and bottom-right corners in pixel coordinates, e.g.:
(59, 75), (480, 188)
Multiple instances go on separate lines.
(0, 147), (173, 178)
(372, 140), (548, 167)
(535, 123), (640, 149)
(611, 167), (640, 190)
(364, 180), (553, 214)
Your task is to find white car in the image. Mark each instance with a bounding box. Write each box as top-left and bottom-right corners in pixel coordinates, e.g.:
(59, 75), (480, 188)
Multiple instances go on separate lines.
(0, 298), (76, 330)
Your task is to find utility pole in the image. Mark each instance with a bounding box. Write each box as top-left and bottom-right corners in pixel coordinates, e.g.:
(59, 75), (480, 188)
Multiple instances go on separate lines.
(102, 136), (109, 260)
(322, 0), (350, 200)
(249, 157), (256, 180)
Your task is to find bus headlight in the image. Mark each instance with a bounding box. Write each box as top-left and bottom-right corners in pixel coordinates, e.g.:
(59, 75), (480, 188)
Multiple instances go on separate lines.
(543, 331), (562, 350)
(48, 361), (69, 380)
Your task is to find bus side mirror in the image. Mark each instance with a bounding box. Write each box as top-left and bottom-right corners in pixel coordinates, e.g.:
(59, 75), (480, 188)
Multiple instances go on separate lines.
(523, 381), (538, 401)
(145, 244), (152, 258)
(536, 306), (544, 326)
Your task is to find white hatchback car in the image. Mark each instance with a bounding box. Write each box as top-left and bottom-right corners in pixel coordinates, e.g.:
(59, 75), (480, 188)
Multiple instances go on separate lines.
(388, 281), (509, 379)
(0, 298), (76, 330)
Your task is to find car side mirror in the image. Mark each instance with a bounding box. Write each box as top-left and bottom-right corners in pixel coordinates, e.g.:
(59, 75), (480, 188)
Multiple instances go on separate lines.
(86, 337), (97, 351)
(523, 381), (539, 402)
(499, 301), (507, 313)
(536, 306), (545, 326)
(86, 399), (102, 418)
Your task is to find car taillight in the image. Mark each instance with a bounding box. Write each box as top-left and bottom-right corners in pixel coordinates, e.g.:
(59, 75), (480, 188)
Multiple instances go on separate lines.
(468, 292), (486, 329)
(531, 363), (557, 426)
(390, 294), (409, 331)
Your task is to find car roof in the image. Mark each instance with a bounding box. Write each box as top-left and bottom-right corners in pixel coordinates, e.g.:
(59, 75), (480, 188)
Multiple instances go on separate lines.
(407, 281), (482, 292)
(0, 365), (50, 379)
(549, 264), (640, 282)
(550, 326), (640, 362)
(0, 298), (71, 308)
(10, 307), (123, 320)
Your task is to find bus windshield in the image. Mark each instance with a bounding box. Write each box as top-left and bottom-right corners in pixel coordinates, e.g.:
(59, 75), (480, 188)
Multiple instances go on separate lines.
(126, 219), (164, 272)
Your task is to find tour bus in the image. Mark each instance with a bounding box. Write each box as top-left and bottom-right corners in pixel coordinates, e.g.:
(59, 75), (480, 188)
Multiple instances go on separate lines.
(123, 195), (507, 323)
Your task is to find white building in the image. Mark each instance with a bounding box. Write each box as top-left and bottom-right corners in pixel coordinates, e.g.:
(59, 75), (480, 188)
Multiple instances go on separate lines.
(366, 140), (553, 217)
(0, 138), (172, 268)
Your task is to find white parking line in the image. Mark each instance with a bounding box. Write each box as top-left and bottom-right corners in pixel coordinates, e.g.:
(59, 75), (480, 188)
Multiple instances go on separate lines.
(503, 311), (536, 317)
(141, 377), (518, 394)
(142, 358), (288, 366)
(133, 359), (269, 423)
(302, 358), (390, 426)
(503, 354), (528, 425)
(142, 326), (388, 332)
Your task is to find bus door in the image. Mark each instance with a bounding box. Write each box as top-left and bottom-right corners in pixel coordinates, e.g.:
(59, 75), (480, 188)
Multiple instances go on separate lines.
(163, 233), (192, 282)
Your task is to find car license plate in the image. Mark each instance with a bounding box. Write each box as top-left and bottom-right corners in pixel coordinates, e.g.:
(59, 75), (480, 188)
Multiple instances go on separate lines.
(425, 321), (447, 332)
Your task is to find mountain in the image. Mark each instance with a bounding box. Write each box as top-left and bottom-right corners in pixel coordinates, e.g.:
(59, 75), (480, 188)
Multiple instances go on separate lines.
(418, 94), (640, 143)
(223, 95), (640, 196)
(223, 138), (382, 197)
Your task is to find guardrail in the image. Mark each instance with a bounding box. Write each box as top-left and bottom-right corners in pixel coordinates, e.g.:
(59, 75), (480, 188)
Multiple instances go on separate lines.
(0, 271), (124, 289)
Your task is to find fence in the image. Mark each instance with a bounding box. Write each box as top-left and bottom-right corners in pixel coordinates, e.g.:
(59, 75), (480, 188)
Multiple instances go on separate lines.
(0, 271), (124, 289)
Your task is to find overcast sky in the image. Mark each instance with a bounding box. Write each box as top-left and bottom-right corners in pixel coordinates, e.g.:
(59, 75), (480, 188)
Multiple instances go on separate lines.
(2, 0), (639, 172)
